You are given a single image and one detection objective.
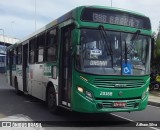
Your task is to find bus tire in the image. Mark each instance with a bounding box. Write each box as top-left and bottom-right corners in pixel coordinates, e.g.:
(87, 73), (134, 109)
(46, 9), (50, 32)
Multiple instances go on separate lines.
(15, 78), (21, 95)
(47, 86), (59, 114)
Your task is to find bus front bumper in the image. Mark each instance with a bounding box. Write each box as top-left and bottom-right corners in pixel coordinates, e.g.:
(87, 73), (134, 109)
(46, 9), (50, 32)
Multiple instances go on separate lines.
(72, 91), (148, 113)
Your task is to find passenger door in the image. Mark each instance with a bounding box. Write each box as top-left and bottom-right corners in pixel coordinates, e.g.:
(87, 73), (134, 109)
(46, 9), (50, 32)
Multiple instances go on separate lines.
(22, 43), (28, 92)
(59, 25), (73, 108)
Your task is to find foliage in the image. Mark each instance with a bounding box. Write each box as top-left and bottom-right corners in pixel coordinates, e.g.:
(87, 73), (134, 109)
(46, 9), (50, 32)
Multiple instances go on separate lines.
(154, 33), (160, 58)
(152, 32), (160, 72)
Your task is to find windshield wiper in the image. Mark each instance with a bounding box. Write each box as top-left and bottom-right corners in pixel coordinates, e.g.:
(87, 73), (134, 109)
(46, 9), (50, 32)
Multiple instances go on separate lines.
(127, 30), (141, 54)
(125, 40), (128, 64)
(98, 25), (113, 67)
(131, 30), (141, 41)
(98, 25), (113, 55)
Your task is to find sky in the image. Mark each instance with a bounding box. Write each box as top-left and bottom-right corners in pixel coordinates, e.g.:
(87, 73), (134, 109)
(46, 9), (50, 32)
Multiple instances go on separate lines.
(0, 0), (160, 40)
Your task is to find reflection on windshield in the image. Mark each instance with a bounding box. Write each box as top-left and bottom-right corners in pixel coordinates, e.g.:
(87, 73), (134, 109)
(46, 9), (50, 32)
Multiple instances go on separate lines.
(76, 29), (151, 75)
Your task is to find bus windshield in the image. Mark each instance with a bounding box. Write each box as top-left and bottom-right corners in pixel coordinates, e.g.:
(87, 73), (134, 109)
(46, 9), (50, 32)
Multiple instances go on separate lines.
(76, 29), (151, 75)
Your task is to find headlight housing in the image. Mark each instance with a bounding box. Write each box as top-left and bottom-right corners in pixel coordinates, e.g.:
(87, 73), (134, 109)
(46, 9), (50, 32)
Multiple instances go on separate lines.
(77, 86), (93, 100)
(85, 91), (92, 98)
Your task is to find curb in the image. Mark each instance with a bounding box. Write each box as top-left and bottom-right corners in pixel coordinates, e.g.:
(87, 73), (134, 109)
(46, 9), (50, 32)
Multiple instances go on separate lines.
(148, 101), (160, 107)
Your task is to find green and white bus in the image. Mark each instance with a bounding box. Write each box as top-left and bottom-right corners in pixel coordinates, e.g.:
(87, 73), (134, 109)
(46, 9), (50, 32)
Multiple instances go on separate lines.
(6, 6), (153, 113)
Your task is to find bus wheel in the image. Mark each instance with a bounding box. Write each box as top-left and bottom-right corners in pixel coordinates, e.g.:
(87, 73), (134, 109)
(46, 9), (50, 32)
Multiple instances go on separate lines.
(15, 79), (21, 95)
(47, 87), (58, 114)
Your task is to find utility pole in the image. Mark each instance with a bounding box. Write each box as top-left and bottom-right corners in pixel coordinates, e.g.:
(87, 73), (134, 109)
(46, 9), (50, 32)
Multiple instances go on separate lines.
(111, 0), (112, 7)
(11, 21), (15, 37)
(35, 0), (37, 32)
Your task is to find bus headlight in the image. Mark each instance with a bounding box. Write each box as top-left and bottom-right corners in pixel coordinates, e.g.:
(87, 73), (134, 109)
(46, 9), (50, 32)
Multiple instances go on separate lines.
(77, 86), (93, 99)
(77, 86), (84, 93)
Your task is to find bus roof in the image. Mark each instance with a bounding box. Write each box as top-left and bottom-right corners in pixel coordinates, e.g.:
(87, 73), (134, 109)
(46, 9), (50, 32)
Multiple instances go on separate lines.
(8, 5), (149, 49)
(86, 5), (146, 16)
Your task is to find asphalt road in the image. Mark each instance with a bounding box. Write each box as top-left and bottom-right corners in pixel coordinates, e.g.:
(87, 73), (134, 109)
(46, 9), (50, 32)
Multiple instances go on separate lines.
(0, 74), (159, 130)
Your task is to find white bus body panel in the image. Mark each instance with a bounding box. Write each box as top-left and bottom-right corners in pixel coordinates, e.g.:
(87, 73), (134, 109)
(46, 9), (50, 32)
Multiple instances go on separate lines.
(28, 64), (59, 103)
(28, 64), (44, 100)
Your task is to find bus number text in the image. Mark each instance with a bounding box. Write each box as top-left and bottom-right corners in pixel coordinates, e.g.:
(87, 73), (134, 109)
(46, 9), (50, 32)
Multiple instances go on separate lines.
(100, 91), (113, 96)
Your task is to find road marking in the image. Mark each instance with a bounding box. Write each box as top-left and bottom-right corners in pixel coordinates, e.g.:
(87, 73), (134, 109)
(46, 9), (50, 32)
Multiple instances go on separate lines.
(111, 113), (160, 130)
(111, 113), (134, 122)
(0, 114), (33, 121)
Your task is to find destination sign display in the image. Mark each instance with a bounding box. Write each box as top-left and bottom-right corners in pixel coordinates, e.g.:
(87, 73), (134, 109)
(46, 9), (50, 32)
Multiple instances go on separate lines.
(81, 8), (151, 29)
(92, 13), (142, 28)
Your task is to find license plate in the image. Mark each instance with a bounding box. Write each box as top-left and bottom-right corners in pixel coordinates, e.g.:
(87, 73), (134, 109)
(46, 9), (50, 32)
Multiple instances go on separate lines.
(113, 102), (126, 107)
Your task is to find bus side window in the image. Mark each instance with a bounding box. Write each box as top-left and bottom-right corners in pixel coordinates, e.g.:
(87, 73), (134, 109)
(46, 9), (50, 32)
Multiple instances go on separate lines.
(13, 49), (17, 65)
(29, 38), (36, 64)
(45, 28), (57, 62)
(17, 46), (22, 65)
(37, 33), (45, 62)
(16, 47), (18, 64)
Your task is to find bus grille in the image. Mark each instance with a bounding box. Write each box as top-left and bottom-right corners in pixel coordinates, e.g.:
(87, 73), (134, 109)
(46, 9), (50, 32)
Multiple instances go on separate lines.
(92, 78), (145, 88)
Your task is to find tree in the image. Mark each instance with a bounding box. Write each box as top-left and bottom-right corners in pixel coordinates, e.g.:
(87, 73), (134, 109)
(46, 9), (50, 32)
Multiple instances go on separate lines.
(155, 32), (160, 57)
(151, 22), (160, 72)
(152, 29), (160, 72)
